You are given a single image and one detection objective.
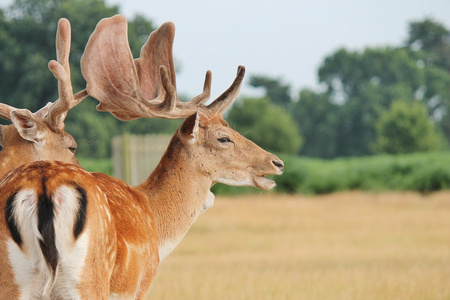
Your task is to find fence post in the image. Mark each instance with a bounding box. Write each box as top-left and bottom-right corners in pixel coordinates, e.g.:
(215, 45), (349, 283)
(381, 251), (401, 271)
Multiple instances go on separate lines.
(111, 134), (172, 185)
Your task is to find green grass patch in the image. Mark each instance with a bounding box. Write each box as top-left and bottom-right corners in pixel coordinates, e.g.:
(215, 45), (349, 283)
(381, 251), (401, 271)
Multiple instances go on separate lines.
(274, 152), (450, 195)
(78, 157), (113, 175)
(212, 152), (450, 195)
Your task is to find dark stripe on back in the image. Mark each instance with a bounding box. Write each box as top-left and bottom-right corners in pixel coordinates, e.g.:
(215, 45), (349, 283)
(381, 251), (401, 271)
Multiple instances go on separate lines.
(5, 191), (22, 247)
(73, 184), (87, 238)
(37, 177), (58, 273)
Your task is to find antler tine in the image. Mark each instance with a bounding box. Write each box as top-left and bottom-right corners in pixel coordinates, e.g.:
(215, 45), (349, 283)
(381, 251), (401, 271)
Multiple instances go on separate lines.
(207, 66), (245, 115)
(179, 70), (212, 108)
(134, 66), (200, 119)
(0, 102), (56, 121)
(33, 102), (53, 119)
(0, 103), (15, 121)
(47, 18), (88, 130)
(155, 66), (177, 113)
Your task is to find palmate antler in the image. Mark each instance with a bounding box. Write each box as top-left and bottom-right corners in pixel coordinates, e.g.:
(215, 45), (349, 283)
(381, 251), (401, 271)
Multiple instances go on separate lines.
(81, 15), (245, 121)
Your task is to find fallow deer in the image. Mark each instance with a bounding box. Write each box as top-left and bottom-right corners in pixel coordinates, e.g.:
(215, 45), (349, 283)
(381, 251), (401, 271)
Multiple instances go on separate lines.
(0, 15), (284, 299)
(0, 18), (88, 177)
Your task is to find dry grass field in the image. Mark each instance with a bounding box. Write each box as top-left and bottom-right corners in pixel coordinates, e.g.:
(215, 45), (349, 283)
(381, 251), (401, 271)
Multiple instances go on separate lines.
(148, 192), (450, 299)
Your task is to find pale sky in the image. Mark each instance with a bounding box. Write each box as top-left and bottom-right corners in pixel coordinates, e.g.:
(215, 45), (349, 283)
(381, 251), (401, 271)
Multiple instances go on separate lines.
(104, 0), (450, 99)
(4, 0), (450, 99)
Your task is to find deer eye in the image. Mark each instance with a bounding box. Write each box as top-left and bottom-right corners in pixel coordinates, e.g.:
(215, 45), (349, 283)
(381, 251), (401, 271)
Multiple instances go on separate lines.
(69, 146), (77, 154)
(217, 137), (232, 144)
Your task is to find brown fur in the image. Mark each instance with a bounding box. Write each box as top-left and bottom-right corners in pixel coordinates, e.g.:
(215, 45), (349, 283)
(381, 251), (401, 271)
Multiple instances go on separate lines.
(0, 123), (78, 178)
(0, 113), (283, 299)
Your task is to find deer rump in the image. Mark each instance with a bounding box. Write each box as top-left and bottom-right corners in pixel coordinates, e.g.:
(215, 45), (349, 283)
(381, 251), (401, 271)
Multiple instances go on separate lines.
(4, 162), (89, 299)
(2, 160), (158, 299)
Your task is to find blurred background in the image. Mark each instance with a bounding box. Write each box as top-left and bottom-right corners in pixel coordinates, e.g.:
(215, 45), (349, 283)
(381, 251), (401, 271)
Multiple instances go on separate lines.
(1, 0), (450, 195)
(1, 1), (450, 299)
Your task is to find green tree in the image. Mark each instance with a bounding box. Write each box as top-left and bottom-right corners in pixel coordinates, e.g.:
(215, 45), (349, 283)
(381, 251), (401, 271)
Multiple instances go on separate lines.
(317, 25), (450, 157)
(249, 75), (292, 108)
(407, 18), (450, 71)
(292, 89), (340, 158)
(227, 97), (302, 154)
(0, 0), (157, 158)
(375, 100), (442, 154)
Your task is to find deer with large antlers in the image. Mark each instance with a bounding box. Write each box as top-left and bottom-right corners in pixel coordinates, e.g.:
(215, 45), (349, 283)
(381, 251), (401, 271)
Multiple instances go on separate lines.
(0, 15), (284, 299)
(0, 18), (87, 177)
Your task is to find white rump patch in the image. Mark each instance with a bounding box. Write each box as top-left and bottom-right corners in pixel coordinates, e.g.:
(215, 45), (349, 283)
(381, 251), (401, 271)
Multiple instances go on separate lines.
(7, 189), (48, 299)
(51, 185), (88, 299)
(7, 186), (89, 299)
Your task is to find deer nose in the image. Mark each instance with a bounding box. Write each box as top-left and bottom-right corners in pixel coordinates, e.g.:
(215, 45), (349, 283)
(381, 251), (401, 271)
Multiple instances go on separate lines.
(272, 160), (284, 173)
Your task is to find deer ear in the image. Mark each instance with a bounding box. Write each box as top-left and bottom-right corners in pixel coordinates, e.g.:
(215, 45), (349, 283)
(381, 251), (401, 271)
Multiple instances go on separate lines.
(10, 109), (45, 143)
(179, 110), (204, 144)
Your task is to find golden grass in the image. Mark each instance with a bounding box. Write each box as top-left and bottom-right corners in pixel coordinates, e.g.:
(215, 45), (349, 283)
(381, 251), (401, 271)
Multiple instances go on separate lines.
(148, 191), (450, 299)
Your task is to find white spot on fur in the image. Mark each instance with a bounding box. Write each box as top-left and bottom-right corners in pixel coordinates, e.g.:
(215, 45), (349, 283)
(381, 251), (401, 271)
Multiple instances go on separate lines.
(1, 157), (10, 169)
(0, 170), (15, 187)
(123, 240), (131, 270)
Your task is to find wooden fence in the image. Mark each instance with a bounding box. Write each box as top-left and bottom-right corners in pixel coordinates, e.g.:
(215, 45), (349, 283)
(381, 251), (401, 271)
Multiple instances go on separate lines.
(112, 134), (172, 186)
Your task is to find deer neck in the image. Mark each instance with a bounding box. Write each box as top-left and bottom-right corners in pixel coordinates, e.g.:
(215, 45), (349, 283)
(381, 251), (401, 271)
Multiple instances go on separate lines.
(137, 136), (213, 261)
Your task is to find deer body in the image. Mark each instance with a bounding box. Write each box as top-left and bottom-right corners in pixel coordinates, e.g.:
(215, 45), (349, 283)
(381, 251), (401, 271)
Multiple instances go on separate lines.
(0, 111), (283, 299)
(0, 15), (284, 299)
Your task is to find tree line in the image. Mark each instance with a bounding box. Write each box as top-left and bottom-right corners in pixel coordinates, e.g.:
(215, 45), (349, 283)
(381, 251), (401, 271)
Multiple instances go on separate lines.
(1, 0), (449, 159)
(231, 18), (450, 158)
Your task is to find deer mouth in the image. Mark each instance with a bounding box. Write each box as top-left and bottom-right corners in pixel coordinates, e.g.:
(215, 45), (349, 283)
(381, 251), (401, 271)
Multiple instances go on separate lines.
(254, 175), (276, 190)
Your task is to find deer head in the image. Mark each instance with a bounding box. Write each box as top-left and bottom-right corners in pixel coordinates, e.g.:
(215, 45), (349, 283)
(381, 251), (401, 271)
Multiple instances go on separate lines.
(175, 66), (284, 190)
(0, 18), (87, 176)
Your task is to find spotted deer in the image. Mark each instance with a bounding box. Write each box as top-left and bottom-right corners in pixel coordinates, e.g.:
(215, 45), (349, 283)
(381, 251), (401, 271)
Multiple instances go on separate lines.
(0, 15), (284, 299)
(0, 18), (88, 177)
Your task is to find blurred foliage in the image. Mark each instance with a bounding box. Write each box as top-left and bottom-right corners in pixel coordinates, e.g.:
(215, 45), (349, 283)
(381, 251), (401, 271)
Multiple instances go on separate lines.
(250, 18), (450, 158)
(214, 152), (450, 195)
(1, 0), (450, 198)
(249, 75), (291, 109)
(291, 88), (340, 158)
(375, 100), (442, 154)
(407, 18), (450, 71)
(226, 97), (302, 154)
(78, 156), (112, 175)
(0, 0), (156, 158)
